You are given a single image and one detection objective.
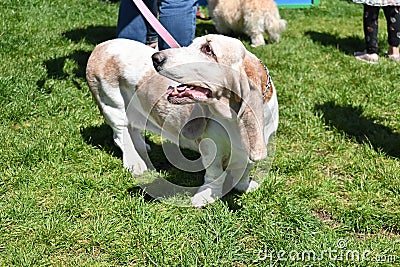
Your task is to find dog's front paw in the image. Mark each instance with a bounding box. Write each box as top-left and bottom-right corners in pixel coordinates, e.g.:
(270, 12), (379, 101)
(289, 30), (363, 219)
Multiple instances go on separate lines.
(191, 187), (222, 208)
(250, 34), (266, 47)
(124, 158), (148, 175)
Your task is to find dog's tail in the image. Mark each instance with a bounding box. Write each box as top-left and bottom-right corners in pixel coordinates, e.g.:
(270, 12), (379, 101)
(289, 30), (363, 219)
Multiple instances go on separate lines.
(264, 4), (287, 43)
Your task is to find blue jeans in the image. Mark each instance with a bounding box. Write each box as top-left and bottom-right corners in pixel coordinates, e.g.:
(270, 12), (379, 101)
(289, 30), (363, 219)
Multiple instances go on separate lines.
(116, 0), (197, 50)
(197, 0), (207, 6)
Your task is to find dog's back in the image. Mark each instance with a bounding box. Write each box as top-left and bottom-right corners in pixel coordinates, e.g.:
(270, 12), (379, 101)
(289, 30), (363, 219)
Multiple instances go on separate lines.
(86, 39), (156, 116)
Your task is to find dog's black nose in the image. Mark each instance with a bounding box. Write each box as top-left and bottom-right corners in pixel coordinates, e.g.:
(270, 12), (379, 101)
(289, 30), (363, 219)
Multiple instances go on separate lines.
(152, 52), (167, 71)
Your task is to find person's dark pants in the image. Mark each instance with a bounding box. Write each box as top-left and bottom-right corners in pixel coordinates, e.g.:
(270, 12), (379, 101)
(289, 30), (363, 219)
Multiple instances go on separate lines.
(363, 5), (400, 54)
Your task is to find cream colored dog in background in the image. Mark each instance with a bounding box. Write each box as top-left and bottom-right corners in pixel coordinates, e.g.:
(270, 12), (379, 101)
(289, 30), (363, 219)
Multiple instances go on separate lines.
(208, 0), (287, 47)
(86, 34), (278, 207)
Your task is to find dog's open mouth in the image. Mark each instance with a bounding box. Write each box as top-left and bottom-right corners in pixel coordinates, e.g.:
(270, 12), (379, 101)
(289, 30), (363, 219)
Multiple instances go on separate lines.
(166, 84), (212, 104)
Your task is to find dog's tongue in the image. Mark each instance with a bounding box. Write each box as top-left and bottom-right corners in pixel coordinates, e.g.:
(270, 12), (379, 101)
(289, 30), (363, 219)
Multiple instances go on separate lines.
(166, 85), (210, 100)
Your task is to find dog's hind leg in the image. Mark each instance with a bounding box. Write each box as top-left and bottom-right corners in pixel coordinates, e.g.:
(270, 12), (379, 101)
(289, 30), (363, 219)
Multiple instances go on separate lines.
(111, 126), (148, 175)
(128, 126), (152, 168)
(95, 96), (148, 175)
(99, 98), (149, 175)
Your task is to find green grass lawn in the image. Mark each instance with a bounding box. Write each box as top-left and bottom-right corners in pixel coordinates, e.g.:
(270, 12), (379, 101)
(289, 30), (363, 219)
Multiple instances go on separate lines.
(1, 0), (399, 266)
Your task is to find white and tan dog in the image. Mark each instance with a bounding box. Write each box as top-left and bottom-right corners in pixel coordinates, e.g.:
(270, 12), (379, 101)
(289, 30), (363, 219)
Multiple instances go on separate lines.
(86, 34), (278, 207)
(208, 0), (287, 47)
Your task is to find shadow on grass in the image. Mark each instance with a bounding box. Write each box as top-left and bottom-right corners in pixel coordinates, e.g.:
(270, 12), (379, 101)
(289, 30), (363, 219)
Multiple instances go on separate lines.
(305, 31), (364, 55)
(80, 123), (123, 159)
(62, 25), (116, 46)
(315, 101), (400, 158)
(43, 50), (91, 80)
(37, 26), (116, 90)
(80, 123), (245, 210)
(126, 185), (243, 211)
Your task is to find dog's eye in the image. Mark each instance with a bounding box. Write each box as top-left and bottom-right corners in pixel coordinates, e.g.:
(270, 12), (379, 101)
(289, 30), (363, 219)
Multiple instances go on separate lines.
(203, 44), (212, 53)
(201, 43), (217, 61)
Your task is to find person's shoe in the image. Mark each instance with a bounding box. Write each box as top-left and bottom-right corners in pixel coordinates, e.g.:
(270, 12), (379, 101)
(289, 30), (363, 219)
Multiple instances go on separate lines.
(384, 53), (400, 62)
(147, 42), (158, 49)
(354, 51), (379, 63)
(196, 6), (210, 20)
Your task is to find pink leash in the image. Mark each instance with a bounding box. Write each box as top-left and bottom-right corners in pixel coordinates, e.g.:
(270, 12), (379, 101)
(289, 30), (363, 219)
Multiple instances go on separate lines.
(131, 0), (181, 48)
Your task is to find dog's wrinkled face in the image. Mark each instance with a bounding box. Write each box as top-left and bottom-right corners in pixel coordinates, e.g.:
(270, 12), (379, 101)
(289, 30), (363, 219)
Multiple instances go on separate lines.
(152, 34), (249, 109)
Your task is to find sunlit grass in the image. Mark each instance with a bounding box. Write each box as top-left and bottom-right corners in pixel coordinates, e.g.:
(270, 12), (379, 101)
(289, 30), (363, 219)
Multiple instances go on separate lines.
(0, 0), (399, 266)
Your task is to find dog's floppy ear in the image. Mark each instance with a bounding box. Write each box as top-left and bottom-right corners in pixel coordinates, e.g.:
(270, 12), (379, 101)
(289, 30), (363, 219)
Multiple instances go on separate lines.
(237, 52), (271, 161)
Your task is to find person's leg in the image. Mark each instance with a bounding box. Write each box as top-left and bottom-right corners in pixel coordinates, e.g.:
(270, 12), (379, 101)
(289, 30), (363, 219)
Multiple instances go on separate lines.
(116, 0), (150, 43)
(158, 0), (197, 50)
(197, 0), (207, 6)
(196, 0), (209, 20)
(355, 4), (380, 62)
(383, 6), (400, 58)
(363, 4), (380, 54)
